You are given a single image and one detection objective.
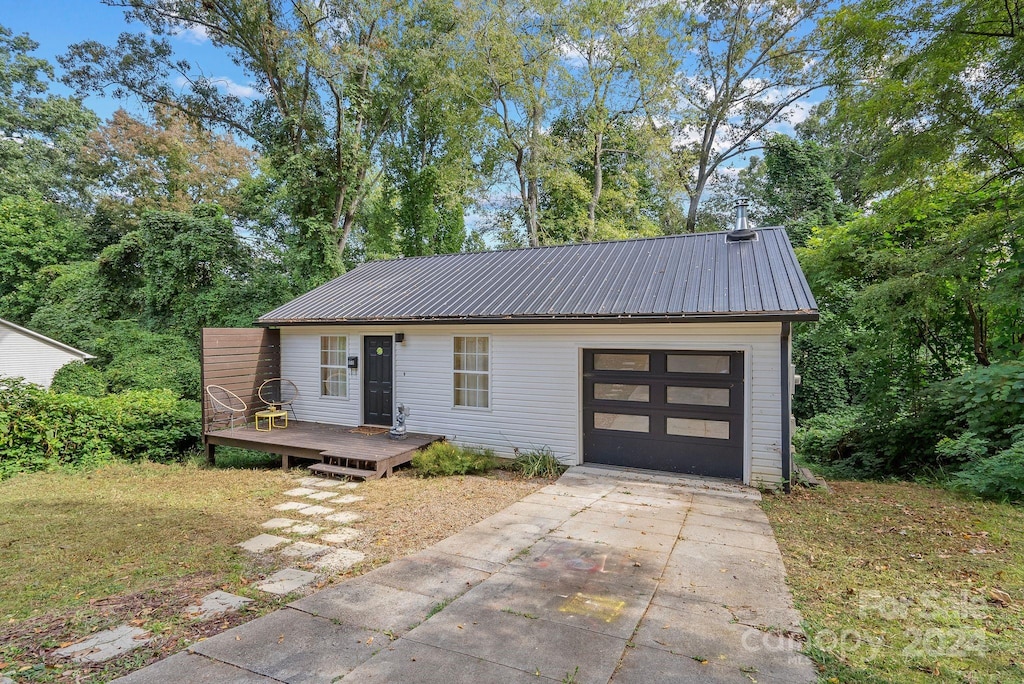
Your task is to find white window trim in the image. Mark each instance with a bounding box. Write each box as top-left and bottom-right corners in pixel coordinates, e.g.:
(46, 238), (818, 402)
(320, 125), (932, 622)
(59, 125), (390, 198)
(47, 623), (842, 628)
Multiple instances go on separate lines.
(320, 334), (350, 400)
(452, 334), (492, 411)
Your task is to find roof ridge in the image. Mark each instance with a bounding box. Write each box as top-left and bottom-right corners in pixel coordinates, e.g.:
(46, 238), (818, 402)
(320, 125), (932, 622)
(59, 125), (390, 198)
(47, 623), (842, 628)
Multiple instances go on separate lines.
(355, 228), (784, 268)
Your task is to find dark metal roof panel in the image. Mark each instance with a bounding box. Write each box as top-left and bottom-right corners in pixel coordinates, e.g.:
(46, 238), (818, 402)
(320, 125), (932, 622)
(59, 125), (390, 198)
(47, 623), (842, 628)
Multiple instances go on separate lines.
(258, 228), (819, 324)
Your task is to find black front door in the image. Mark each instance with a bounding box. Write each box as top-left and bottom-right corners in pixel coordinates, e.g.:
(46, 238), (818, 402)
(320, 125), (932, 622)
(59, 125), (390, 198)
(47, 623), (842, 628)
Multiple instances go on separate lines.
(363, 336), (394, 425)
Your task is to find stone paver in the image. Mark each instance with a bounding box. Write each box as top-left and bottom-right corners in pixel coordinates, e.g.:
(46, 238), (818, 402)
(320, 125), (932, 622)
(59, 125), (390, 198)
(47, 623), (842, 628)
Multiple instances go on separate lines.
(184, 591), (254, 620)
(271, 501), (308, 511)
(260, 518), (297, 530)
(237, 534), (291, 553)
(121, 467), (816, 683)
(296, 504), (334, 516)
(324, 511), (362, 524)
(256, 569), (318, 596)
(321, 528), (361, 544)
(54, 625), (150, 663)
(315, 549), (366, 573)
(279, 541), (333, 559)
(288, 522), (323, 536)
(329, 494), (364, 504)
(304, 490), (337, 500)
(282, 487), (318, 497)
(310, 479), (343, 488)
(190, 608), (378, 684)
(113, 652), (278, 683)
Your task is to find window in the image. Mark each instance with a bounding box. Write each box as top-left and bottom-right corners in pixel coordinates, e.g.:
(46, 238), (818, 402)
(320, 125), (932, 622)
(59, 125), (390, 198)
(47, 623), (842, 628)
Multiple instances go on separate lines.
(594, 383), (650, 402)
(666, 354), (730, 374)
(666, 386), (731, 407)
(594, 353), (649, 372)
(454, 336), (489, 408)
(594, 412), (650, 433)
(666, 417), (730, 439)
(320, 336), (348, 397)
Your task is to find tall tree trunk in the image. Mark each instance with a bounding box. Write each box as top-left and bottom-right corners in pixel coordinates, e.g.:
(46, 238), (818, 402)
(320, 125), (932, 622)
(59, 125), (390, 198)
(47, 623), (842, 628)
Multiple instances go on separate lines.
(587, 130), (603, 240)
(967, 301), (990, 366)
(685, 177), (707, 233)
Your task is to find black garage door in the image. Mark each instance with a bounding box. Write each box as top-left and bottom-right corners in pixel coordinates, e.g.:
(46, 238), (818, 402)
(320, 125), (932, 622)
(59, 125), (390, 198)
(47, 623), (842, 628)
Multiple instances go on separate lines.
(583, 349), (744, 479)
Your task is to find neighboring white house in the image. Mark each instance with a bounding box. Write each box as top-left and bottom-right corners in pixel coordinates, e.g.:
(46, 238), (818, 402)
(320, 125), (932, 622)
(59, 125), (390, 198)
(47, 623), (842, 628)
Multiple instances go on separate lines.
(0, 318), (94, 389)
(257, 224), (818, 487)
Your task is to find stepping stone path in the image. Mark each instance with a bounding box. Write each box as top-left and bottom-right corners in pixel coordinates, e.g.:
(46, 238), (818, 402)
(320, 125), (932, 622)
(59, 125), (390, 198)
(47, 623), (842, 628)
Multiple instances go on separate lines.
(47, 474), (366, 669)
(329, 494), (364, 504)
(256, 568), (318, 595)
(54, 625), (150, 663)
(248, 474), (368, 598)
(280, 541), (334, 559)
(237, 534), (290, 553)
(184, 591), (253, 620)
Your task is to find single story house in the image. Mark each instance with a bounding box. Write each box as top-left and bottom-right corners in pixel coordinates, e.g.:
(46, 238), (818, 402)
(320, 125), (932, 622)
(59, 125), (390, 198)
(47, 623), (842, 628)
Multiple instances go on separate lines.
(257, 223), (818, 487)
(0, 318), (95, 389)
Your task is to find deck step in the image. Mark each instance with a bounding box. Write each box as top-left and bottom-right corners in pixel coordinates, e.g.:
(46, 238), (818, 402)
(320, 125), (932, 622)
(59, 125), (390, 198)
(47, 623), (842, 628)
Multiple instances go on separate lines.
(308, 463), (379, 480)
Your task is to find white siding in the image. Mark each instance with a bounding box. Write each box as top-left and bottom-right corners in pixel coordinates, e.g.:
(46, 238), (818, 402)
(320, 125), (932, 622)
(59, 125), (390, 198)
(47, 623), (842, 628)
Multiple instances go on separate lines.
(0, 322), (89, 389)
(280, 322), (785, 485)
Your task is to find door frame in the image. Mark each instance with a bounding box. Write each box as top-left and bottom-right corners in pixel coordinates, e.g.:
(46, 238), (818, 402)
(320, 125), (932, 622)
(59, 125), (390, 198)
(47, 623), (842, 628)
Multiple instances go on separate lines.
(361, 334), (395, 426)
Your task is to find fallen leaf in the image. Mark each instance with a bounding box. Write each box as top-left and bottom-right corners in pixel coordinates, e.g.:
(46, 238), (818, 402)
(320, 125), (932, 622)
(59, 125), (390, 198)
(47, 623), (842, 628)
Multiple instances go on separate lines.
(989, 589), (1012, 606)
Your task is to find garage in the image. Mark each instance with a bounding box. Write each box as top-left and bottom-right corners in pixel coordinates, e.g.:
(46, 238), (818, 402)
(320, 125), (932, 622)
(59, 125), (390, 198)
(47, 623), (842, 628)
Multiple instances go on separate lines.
(582, 349), (744, 479)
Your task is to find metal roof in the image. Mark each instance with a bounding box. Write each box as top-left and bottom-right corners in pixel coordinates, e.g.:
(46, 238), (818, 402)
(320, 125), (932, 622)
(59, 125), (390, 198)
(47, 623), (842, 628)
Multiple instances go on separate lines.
(258, 228), (818, 326)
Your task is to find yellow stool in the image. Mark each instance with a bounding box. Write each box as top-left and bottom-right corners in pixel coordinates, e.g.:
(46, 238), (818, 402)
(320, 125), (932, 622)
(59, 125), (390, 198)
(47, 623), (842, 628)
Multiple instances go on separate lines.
(255, 408), (288, 431)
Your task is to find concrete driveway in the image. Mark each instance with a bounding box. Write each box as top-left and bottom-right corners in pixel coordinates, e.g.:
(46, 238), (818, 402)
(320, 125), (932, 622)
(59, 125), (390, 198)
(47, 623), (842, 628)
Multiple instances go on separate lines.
(118, 466), (816, 683)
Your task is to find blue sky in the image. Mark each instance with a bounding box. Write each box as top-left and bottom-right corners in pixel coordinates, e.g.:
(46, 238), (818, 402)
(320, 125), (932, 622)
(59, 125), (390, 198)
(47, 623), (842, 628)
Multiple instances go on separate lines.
(2, 0), (244, 121)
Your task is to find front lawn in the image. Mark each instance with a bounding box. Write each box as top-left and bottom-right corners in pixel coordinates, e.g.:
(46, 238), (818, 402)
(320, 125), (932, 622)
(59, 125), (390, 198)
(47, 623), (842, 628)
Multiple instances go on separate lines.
(762, 481), (1024, 683)
(0, 458), (547, 682)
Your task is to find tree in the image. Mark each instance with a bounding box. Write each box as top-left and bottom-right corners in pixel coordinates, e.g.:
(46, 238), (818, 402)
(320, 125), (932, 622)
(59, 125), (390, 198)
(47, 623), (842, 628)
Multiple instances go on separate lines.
(823, 0), (1024, 191)
(0, 195), (85, 323)
(743, 133), (851, 246)
(669, 0), (828, 231)
(0, 25), (98, 205)
(61, 0), (472, 279)
(471, 0), (563, 247)
(81, 106), (255, 214)
(558, 0), (678, 239)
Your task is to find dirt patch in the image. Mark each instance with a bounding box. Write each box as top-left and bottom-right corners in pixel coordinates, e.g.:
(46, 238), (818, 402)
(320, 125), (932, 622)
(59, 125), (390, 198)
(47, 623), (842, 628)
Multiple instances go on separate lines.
(328, 469), (548, 574)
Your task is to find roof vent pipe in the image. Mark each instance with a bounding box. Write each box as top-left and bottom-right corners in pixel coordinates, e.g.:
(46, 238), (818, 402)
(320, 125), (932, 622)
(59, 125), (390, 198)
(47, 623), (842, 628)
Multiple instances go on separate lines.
(727, 198), (756, 241)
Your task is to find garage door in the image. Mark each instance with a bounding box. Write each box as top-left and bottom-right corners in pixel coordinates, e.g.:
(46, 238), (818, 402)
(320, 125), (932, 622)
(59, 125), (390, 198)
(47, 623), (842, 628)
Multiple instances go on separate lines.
(582, 349), (744, 479)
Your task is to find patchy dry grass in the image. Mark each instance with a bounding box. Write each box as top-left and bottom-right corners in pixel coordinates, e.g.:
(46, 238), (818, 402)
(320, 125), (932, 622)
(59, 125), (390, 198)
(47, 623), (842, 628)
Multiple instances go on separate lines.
(761, 481), (1024, 683)
(328, 469), (548, 576)
(0, 459), (548, 682)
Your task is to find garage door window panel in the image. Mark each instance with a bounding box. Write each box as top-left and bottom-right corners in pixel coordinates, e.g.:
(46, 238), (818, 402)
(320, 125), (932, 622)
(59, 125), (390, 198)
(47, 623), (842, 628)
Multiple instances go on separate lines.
(594, 383), (650, 402)
(666, 353), (732, 374)
(594, 353), (649, 372)
(594, 412), (649, 433)
(666, 386), (731, 407)
(666, 417), (731, 439)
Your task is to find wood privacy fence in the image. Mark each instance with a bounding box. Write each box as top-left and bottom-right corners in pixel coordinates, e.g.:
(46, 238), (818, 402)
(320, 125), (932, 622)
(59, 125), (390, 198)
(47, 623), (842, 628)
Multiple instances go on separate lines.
(201, 328), (281, 433)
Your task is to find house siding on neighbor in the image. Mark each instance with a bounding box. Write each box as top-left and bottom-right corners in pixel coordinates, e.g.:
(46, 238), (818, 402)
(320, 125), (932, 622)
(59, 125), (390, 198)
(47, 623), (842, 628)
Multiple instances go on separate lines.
(0, 319), (93, 389)
(280, 322), (788, 485)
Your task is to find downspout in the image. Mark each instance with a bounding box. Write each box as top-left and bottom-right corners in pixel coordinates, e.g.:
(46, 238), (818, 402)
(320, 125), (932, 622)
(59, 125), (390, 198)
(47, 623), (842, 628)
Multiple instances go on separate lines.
(780, 321), (792, 493)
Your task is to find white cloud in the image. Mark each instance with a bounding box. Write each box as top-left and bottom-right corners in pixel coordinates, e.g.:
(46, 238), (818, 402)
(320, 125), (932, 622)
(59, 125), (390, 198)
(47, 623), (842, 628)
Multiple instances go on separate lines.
(172, 23), (210, 44)
(173, 74), (258, 99)
(209, 77), (257, 99)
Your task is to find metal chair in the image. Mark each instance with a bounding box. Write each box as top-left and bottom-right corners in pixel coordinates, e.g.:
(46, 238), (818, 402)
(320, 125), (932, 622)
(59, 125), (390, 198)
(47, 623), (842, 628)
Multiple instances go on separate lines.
(206, 385), (248, 430)
(258, 378), (299, 421)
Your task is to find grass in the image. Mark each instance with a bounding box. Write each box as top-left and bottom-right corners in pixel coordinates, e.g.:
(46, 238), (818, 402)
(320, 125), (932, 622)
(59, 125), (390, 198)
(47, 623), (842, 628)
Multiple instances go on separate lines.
(0, 460), (295, 682)
(761, 480), (1024, 683)
(0, 459), (551, 682)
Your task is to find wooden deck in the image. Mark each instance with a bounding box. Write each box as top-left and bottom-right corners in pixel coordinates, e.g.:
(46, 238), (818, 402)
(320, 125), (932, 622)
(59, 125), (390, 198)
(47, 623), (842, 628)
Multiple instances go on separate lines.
(204, 421), (443, 479)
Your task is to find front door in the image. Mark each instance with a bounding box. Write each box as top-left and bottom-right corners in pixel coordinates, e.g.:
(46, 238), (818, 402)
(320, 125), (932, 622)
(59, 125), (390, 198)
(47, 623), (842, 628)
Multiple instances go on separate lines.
(363, 336), (394, 425)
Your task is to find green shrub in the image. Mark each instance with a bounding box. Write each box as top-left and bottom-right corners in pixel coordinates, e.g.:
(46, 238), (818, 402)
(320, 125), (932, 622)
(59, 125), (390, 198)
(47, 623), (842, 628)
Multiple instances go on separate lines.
(509, 447), (566, 478)
(951, 440), (1024, 502)
(412, 441), (496, 477)
(793, 407), (862, 468)
(942, 361), (1024, 450)
(51, 361), (107, 397)
(0, 377), (201, 480)
(93, 322), (201, 399)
